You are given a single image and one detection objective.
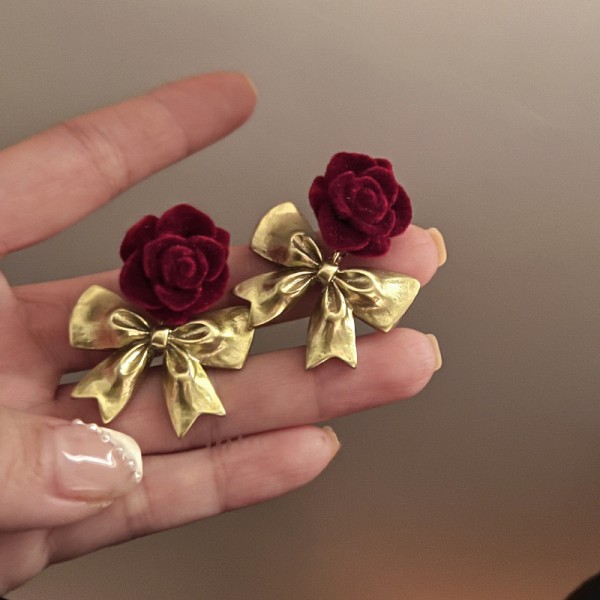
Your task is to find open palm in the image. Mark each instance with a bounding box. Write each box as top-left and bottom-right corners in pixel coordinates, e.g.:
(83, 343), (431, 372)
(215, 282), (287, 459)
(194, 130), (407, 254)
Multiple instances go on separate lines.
(0, 72), (443, 595)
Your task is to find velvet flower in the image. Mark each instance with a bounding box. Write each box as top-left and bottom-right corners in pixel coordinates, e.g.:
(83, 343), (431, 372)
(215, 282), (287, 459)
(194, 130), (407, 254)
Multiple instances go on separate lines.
(119, 204), (230, 326)
(308, 152), (412, 257)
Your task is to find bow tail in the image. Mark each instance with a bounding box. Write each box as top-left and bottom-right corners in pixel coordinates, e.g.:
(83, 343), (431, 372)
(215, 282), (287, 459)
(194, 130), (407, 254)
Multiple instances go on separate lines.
(72, 343), (152, 423)
(164, 345), (226, 438)
(306, 283), (357, 369)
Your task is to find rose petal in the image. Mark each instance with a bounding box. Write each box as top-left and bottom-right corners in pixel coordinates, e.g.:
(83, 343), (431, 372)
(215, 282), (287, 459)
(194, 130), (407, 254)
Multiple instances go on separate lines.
(147, 267), (229, 325)
(350, 235), (391, 257)
(119, 251), (163, 310)
(119, 215), (158, 261)
(308, 176), (329, 213)
(389, 184), (412, 236)
(324, 152), (377, 182)
(346, 177), (388, 226)
(348, 204), (396, 236)
(328, 172), (356, 219)
(214, 227), (231, 249)
(156, 204), (216, 238)
(188, 235), (227, 281)
(316, 202), (369, 252)
(160, 246), (208, 289)
(167, 256), (202, 288)
(363, 166), (399, 204)
(142, 234), (188, 280)
(375, 158), (393, 170)
(154, 283), (201, 312)
(186, 267), (229, 315)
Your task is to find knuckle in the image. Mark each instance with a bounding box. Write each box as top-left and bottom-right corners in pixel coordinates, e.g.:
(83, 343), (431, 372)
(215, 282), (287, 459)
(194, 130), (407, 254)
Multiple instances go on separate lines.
(207, 443), (233, 514)
(59, 117), (131, 195)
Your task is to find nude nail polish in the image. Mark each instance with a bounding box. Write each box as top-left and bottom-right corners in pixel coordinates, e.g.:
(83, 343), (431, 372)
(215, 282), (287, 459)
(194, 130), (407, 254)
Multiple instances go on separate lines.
(427, 227), (447, 267)
(426, 334), (443, 371)
(322, 426), (341, 456)
(51, 420), (143, 502)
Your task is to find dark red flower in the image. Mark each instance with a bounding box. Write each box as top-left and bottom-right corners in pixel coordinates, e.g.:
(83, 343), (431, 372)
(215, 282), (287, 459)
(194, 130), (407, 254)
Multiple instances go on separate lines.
(119, 204), (230, 326)
(309, 152), (412, 257)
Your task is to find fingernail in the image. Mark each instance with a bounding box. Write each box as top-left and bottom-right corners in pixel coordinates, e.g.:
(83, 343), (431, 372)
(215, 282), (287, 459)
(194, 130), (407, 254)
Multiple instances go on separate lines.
(322, 426), (341, 456)
(51, 420), (143, 503)
(427, 227), (447, 267)
(426, 334), (443, 371)
(242, 74), (258, 98)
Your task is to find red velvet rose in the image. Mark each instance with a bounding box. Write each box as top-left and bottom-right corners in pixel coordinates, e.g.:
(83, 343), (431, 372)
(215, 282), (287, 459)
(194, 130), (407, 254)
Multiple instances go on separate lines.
(308, 152), (412, 257)
(119, 204), (230, 326)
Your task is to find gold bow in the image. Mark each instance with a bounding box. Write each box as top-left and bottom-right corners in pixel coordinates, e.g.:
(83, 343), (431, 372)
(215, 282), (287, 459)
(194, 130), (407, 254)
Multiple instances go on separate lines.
(69, 285), (254, 438)
(234, 203), (420, 369)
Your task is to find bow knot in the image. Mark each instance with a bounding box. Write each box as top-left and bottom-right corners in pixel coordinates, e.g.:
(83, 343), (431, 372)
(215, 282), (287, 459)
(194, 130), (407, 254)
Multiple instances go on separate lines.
(150, 328), (170, 350)
(315, 260), (339, 286)
(234, 203), (420, 369)
(69, 285), (254, 437)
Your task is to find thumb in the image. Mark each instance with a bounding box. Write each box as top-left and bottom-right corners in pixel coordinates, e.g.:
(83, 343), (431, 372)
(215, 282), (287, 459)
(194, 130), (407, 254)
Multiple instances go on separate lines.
(0, 407), (143, 530)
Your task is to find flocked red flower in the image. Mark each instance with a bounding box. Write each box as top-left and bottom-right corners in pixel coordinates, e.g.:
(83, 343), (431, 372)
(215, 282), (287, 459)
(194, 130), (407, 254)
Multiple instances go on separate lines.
(119, 204), (230, 326)
(309, 152), (412, 257)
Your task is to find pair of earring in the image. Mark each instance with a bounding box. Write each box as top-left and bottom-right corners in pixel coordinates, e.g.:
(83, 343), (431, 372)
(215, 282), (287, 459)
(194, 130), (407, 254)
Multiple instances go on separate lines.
(69, 152), (421, 438)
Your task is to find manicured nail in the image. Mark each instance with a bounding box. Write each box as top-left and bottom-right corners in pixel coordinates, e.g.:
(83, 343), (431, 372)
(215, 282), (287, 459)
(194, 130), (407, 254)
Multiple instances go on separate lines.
(51, 420), (143, 503)
(427, 227), (447, 267)
(322, 426), (341, 456)
(426, 334), (443, 371)
(243, 74), (258, 98)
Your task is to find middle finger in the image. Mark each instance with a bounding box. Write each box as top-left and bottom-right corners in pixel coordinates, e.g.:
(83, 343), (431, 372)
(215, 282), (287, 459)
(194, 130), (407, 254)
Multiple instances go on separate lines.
(45, 327), (441, 454)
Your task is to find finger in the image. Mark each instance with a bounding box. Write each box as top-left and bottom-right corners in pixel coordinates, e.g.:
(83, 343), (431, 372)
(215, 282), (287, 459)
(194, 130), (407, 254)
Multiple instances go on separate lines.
(15, 225), (443, 374)
(48, 328), (441, 454)
(47, 425), (340, 563)
(0, 72), (257, 257)
(0, 407), (143, 530)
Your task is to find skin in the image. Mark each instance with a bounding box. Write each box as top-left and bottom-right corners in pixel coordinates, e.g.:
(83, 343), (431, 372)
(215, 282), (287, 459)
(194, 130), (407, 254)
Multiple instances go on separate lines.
(0, 72), (442, 594)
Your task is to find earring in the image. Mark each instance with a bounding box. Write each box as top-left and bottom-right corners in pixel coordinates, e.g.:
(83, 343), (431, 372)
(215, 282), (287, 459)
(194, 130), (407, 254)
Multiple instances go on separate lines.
(234, 152), (420, 368)
(69, 204), (254, 438)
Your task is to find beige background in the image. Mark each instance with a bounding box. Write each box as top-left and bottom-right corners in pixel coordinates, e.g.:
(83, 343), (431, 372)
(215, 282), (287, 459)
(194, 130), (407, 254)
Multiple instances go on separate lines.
(2, 1), (600, 598)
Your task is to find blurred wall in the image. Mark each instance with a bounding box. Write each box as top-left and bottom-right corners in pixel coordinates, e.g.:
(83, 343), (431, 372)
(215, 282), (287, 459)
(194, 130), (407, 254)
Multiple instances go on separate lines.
(2, 2), (600, 598)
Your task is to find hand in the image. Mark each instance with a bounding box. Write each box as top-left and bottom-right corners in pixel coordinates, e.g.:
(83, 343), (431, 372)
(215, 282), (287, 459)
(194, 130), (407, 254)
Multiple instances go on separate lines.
(0, 72), (444, 594)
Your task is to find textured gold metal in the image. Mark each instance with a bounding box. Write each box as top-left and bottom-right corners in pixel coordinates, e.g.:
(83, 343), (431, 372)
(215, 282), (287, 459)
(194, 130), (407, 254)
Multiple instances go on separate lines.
(69, 285), (254, 438)
(233, 203), (420, 369)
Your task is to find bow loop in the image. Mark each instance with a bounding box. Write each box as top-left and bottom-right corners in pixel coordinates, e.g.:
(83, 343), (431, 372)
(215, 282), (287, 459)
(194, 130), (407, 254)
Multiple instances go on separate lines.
(335, 268), (421, 332)
(170, 320), (219, 350)
(288, 232), (323, 268)
(173, 306), (256, 370)
(69, 285), (150, 349)
(251, 202), (321, 269)
(110, 307), (152, 338)
(234, 269), (315, 327)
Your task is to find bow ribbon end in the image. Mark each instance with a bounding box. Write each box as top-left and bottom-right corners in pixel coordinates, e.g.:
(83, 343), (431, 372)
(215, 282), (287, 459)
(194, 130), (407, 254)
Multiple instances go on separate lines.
(306, 284), (357, 369)
(72, 343), (153, 424)
(164, 344), (227, 438)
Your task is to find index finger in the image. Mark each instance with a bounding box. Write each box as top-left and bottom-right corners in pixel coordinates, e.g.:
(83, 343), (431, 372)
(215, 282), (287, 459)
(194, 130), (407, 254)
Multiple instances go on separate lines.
(0, 72), (257, 258)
